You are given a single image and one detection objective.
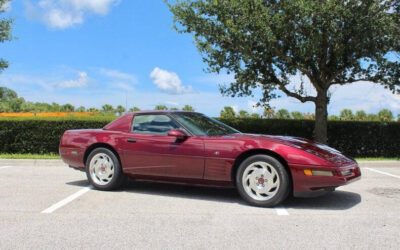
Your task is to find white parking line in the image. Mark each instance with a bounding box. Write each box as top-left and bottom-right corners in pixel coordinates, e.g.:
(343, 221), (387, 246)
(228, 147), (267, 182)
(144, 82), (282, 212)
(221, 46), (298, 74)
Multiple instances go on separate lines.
(365, 168), (400, 179)
(41, 187), (91, 214)
(0, 166), (12, 170)
(275, 206), (289, 215)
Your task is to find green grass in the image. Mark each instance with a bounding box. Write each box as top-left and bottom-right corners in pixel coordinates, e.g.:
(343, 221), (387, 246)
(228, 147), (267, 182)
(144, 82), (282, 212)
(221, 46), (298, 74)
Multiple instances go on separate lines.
(0, 153), (398, 161)
(355, 157), (400, 161)
(0, 153), (60, 159)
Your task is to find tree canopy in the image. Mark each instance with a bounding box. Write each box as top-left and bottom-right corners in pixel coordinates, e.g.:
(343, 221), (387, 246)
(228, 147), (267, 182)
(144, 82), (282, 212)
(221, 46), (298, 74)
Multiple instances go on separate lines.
(220, 106), (236, 118)
(182, 104), (195, 111)
(168, 0), (400, 143)
(116, 105), (126, 116)
(0, 87), (17, 101)
(0, 0), (14, 73)
(155, 105), (169, 110)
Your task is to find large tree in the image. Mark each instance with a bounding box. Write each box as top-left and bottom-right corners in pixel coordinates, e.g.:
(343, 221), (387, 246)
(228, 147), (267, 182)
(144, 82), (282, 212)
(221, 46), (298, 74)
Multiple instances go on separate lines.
(168, 0), (400, 143)
(155, 105), (168, 110)
(116, 105), (126, 116)
(182, 104), (195, 111)
(220, 106), (236, 118)
(0, 0), (14, 73)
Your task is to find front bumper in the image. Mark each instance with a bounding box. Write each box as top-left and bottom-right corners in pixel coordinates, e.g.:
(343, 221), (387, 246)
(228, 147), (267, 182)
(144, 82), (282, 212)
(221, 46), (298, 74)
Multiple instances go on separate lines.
(290, 163), (361, 196)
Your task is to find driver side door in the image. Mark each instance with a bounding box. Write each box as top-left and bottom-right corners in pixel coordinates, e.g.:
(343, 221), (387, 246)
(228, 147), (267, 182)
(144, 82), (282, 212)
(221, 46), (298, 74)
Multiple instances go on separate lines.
(120, 114), (205, 179)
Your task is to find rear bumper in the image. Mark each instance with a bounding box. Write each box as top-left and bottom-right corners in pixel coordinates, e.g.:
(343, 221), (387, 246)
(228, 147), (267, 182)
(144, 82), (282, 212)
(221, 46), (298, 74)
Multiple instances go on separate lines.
(59, 147), (85, 169)
(290, 163), (361, 194)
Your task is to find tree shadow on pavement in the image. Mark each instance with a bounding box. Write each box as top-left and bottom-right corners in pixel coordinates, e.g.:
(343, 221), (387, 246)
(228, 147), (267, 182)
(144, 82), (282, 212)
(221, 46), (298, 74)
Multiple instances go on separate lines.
(66, 179), (361, 210)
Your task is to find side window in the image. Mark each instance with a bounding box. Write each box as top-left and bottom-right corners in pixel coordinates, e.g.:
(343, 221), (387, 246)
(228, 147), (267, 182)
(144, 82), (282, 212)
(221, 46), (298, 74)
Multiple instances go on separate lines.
(132, 114), (180, 135)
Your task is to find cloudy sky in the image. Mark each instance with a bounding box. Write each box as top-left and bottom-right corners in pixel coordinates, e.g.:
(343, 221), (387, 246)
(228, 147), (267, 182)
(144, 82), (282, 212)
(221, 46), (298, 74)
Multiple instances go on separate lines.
(0, 0), (399, 117)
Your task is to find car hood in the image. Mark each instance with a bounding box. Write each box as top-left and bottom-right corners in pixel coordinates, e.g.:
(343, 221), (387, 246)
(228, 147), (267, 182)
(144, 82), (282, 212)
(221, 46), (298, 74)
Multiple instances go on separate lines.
(226, 133), (355, 166)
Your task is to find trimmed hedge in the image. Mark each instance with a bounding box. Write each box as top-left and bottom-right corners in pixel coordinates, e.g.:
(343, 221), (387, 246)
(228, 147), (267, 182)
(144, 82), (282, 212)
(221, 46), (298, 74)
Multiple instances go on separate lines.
(220, 119), (400, 158)
(0, 118), (399, 157)
(0, 119), (110, 154)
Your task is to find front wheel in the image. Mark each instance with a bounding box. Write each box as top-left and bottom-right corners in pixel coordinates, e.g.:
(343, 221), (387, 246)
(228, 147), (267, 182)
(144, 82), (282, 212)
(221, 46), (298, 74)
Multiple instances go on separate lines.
(86, 148), (125, 191)
(236, 154), (290, 207)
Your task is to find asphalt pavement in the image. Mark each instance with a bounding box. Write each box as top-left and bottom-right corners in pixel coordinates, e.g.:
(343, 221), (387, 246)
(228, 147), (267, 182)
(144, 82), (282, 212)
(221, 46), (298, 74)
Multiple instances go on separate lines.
(0, 159), (399, 249)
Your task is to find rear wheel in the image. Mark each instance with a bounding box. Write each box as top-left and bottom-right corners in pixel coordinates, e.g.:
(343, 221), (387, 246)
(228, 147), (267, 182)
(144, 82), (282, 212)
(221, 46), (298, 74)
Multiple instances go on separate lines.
(236, 154), (290, 207)
(86, 148), (125, 191)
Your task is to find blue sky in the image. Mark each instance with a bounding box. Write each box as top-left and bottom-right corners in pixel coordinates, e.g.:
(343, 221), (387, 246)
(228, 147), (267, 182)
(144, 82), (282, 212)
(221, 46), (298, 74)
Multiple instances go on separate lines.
(0, 0), (399, 117)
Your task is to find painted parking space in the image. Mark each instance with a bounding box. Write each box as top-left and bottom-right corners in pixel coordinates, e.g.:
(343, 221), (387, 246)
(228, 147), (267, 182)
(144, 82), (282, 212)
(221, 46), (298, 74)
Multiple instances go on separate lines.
(0, 164), (88, 213)
(60, 180), (281, 216)
(366, 166), (400, 177)
(0, 161), (399, 249)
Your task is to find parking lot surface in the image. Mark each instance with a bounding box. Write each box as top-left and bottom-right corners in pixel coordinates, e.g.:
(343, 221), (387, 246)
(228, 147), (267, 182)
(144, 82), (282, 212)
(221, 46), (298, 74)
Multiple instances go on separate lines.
(0, 160), (399, 249)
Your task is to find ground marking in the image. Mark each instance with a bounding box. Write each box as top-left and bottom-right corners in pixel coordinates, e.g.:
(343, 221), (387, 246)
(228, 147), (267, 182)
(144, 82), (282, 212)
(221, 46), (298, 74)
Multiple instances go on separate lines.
(0, 166), (12, 170)
(275, 206), (289, 215)
(41, 187), (91, 214)
(365, 168), (400, 179)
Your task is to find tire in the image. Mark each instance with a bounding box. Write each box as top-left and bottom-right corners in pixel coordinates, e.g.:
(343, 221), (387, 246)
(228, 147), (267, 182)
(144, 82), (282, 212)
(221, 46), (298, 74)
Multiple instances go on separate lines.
(236, 154), (290, 207)
(85, 147), (125, 191)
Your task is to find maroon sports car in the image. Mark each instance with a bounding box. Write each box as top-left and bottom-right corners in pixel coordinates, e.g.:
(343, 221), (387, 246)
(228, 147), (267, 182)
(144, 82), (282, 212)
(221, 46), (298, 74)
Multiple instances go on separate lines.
(59, 111), (361, 207)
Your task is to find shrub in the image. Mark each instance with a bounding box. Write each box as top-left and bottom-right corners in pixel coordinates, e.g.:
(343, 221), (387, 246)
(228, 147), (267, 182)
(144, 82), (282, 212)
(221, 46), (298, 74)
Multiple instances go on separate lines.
(0, 117), (399, 157)
(220, 118), (400, 158)
(0, 118), (111, 154)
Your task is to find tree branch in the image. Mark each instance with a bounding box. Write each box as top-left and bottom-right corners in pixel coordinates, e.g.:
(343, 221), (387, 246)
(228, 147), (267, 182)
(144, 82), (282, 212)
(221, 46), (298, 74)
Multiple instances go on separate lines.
(260, 67), (316, 103)
(278, 84), (317, 103)
(274, 48), (324, 93)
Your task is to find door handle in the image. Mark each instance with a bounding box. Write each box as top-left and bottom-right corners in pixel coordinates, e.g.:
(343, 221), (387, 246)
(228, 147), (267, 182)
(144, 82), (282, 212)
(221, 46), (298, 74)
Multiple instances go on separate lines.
(127, 138), (136, 143)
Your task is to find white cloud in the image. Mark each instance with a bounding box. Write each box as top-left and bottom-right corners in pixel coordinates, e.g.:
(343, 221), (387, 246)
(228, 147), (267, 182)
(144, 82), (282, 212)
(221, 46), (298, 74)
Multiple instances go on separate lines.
(115, 82), (133, 92)
(99, 68), (137, 82)
(195, 73), (235, 86)
(328, 81), (400, 114)
(99, 68), (136, 92)
(58, 72), (90, 88)
(165, 101), (179, 106)
(25, 0), (120, 29)
(150, 67), (195, 94)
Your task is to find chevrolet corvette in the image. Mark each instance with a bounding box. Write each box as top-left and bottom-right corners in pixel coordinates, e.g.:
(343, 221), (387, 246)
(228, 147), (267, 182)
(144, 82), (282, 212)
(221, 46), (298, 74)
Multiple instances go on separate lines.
(59, 111), (361, 207)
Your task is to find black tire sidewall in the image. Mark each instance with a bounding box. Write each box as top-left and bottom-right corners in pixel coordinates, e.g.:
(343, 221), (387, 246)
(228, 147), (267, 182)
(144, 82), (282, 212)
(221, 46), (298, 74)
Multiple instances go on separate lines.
(85, 148), (124, 191)
(236, 154), (290, 207)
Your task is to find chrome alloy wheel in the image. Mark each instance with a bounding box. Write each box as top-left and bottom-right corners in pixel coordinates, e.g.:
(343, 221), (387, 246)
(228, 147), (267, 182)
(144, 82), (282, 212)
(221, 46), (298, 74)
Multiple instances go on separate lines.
(242, 161), (280, 201)
(89, 153), (115, 185)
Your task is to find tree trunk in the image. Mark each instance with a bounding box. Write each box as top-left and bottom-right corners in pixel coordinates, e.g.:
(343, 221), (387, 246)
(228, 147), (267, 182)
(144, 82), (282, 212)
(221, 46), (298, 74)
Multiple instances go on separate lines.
(313, 93), (328, 144)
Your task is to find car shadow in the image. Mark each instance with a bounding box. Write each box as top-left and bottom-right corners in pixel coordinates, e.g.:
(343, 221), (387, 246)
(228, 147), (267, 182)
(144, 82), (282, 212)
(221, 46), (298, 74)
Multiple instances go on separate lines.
(66, 179), (90, 187)
(66, 179), (361, 210)
(123, 180), (244, 205)
(283, 191), (362, 210)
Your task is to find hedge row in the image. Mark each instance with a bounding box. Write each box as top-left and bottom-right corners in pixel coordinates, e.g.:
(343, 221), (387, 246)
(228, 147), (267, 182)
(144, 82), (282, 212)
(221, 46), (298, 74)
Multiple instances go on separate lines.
(220, 119), (400, 158)
(0, 119), (110, 154)
(0, 118), (399, 157)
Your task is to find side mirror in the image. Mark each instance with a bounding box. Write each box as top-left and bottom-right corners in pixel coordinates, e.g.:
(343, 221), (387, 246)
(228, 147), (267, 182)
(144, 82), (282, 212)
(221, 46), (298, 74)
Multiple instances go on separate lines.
(168, 129), (188, 141)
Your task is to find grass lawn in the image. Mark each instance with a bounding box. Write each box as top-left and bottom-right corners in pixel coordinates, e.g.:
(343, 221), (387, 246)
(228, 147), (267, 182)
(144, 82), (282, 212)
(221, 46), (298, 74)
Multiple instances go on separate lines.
(355, 157), (399, 161)
(0, 153), (60, 159)
(0, 154), (398, 161)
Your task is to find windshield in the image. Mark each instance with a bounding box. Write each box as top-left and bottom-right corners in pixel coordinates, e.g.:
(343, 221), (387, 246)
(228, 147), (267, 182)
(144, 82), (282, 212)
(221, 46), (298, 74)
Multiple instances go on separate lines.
(172, 113), (240, 136)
